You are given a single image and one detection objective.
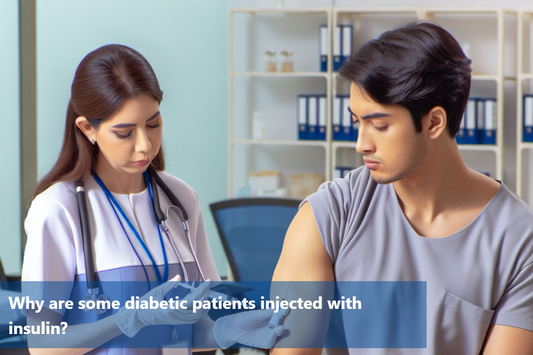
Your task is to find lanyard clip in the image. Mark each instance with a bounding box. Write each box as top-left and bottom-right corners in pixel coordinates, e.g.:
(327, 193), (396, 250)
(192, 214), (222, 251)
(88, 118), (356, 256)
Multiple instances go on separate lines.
(171, 325), (178, 341)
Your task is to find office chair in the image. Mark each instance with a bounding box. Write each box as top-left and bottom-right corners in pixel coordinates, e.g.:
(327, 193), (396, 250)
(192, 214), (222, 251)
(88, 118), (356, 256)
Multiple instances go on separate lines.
(209, 198), (300, 353)
(0, 259), (29, 354)
(210, 197), (301, 282)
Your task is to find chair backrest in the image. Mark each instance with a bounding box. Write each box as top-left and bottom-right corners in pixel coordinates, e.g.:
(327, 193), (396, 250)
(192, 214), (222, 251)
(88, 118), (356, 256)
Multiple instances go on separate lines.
(210, 198), (301, 282)
(0, 258), (7, 283)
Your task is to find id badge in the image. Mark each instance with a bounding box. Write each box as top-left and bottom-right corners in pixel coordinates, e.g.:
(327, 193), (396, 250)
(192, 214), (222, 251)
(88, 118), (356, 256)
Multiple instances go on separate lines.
(162, 339), (190, 355)
(162, 326), (191, 355)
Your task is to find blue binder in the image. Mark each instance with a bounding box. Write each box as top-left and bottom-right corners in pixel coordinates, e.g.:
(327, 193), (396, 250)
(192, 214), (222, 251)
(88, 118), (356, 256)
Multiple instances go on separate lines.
(341, 96), (352, 141)
(318, 95), (327, 141)
(524, 95), (533, 142)
(456, 112), (467, 144)
(476, 99), (484, 144)
(341, 25), (353, 66)
(481, 99), (496, 145)
(297, 95), (308, 140)
(334, 166), (354, 179)
(463, 99), (477, 144)
(307, 96), (319, 140)
(320, 25), (328, 72)
(341, 167), (354, 178)
(333, 26), (342, 71)
(333, 95), (343, 140)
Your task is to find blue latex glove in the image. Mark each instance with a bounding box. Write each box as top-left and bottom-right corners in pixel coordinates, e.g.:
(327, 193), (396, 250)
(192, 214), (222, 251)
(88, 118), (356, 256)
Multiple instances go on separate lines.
(213, 308), (289, 349)
(116, 275), (211, 337)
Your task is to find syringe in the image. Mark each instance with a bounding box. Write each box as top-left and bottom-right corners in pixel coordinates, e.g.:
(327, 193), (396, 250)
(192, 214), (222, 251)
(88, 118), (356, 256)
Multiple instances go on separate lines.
(268, 282), (292, 328)
(177, 282), (241, 303)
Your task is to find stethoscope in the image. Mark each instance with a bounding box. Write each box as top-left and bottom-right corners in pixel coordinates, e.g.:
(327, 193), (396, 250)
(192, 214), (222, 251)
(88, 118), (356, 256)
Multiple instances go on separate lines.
(74, 167), (206, 315)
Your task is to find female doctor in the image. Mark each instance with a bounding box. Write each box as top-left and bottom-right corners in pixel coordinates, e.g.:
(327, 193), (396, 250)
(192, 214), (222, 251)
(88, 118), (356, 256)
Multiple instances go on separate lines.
(22, 44), (283, 355)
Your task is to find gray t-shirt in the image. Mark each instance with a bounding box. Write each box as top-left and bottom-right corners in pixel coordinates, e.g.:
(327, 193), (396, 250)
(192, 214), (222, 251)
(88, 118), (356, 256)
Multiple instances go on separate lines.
(305, 166), (533, 354)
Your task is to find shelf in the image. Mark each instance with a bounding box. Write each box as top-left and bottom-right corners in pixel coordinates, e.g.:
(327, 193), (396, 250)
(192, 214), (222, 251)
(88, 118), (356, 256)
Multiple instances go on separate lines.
(518, 142), (533, 149)
(339, 74), (514, 82)
(471, 74), (498, 81)
(471, 74), (514, 81)
(229, 5), (518, 198)
(230, 8), (329, 15)
(519, 74), (533, 81)
(424, 8), (515, 15)
(231, 71), (329, 78)
(332, 141), (357, 150)
(334, 8), (420, 15)
(332, 74), (516, 87)
(231, 139), (328, 148)
(458, 144), (499, 152)
(333, 143), (501, 152)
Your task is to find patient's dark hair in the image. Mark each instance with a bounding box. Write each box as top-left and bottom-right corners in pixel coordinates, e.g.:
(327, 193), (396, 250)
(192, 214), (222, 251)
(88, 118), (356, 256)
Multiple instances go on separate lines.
(338, 21), (472, 137)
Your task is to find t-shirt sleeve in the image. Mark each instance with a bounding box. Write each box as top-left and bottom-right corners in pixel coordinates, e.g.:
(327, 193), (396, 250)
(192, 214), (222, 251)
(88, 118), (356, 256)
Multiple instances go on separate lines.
(492, 263), (533, 331)
(302, 177), (353, 265)
(22, 194), (77, 316)
(302, 167), (373, 265)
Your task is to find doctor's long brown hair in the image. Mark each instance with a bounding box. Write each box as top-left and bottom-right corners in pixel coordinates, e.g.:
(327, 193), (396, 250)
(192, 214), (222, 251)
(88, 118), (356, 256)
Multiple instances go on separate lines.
(34, 44), (165, 197)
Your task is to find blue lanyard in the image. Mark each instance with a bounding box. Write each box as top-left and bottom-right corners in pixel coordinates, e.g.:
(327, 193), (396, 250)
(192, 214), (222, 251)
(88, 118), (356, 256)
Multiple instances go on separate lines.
(93, 171), (169, 285)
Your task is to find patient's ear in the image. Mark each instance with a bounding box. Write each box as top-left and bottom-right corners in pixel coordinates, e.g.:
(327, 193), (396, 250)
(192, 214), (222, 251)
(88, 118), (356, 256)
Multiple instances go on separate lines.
(423, 106), (447, 139)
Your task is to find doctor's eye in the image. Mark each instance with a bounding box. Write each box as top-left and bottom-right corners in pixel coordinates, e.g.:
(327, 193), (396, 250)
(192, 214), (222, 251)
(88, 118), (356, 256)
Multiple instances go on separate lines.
(113, 131), (133, 139)
(147, 123), (161, 129)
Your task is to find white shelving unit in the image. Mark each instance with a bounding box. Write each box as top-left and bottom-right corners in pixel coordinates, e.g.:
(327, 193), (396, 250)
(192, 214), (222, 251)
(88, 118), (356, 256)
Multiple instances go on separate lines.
(331, 8), (517, 182)
(332, 8), (421, 173)
(229, 6), (520, 199)
(423, 8), (517, 183)
(517, 10), (533, 206)
(228, 7), (332, 197)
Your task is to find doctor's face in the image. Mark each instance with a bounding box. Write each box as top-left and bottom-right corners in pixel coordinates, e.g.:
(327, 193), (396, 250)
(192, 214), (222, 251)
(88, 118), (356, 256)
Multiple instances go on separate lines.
(94, 93), (162, 175)
(350, 83), (429, 184)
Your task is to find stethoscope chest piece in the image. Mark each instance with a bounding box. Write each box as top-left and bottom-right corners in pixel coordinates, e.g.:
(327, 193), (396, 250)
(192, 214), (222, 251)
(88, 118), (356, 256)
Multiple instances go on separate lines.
(82, 287), (110, 315)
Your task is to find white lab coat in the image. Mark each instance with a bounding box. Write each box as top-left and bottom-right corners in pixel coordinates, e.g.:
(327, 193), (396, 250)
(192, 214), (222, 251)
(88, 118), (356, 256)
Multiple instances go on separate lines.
(22, 171), (220, 354)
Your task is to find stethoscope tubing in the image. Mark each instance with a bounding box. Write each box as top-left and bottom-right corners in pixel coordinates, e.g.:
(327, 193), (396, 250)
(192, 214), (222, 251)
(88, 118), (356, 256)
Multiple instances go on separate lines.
(74, 184), (97, 287)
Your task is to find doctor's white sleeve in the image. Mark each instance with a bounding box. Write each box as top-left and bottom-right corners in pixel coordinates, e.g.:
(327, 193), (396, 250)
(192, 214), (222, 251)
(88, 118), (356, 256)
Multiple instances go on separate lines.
(22, 194), (77, 316)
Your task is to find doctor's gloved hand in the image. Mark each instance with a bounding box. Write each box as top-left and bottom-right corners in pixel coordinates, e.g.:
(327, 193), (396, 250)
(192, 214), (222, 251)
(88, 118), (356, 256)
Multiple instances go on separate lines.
(213, 308), (289, 349)
(116, 275), (211, 337)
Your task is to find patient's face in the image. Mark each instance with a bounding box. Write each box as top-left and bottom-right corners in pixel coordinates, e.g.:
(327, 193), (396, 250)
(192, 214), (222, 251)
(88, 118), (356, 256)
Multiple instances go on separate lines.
(350, 83), (429, 184)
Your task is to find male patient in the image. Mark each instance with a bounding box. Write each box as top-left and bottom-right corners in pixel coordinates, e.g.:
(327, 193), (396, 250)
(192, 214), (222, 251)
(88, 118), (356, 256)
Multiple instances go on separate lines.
(272, 21), (533, 354)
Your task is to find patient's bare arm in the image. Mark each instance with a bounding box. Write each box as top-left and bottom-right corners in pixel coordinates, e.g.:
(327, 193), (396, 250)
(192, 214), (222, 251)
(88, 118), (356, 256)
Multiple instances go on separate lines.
(271, 202), (335, 355)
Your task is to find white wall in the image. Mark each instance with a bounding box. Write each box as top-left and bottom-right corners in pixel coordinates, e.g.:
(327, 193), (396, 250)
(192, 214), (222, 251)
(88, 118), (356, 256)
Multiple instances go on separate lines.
(0, 0), (21, 275)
